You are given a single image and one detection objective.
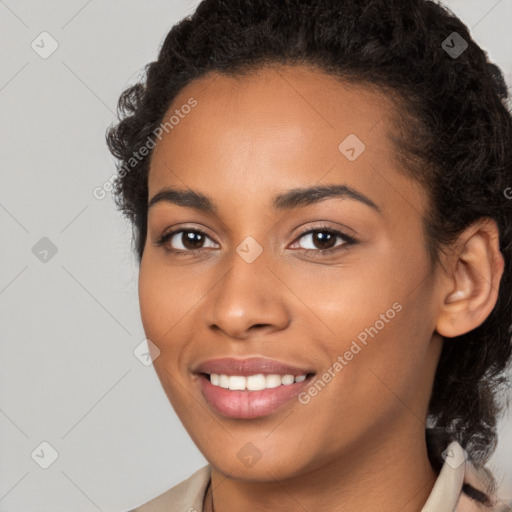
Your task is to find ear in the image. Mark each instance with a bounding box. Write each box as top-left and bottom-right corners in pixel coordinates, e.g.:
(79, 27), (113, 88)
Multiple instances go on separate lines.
(435, 218), (504, 338)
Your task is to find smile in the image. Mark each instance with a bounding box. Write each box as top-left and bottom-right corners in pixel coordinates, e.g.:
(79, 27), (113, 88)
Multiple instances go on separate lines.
(197, 372), (315, 419)
(209, 372), (308, 390)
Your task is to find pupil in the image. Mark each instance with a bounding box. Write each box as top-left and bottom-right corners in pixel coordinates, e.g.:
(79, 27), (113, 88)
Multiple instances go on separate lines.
(183, 231), (203, 250)
(314, 231), (335, 249)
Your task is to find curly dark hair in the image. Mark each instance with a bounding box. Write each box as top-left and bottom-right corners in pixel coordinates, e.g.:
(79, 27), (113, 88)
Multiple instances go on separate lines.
(105, 0), (512, 505)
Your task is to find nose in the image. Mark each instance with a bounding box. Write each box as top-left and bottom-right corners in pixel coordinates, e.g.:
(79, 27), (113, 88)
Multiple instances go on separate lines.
(202, 250), (291, 340)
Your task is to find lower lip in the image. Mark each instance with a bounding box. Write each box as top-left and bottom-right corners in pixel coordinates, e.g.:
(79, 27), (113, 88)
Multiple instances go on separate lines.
(197, 373), (314, 419)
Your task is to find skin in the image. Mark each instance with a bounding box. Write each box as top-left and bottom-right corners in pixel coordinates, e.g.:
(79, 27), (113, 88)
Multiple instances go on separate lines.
(138, 65), (504, 512)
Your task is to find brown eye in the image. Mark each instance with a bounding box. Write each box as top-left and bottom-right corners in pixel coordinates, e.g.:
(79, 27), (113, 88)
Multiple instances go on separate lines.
(302, 231), (338, 250)
(177, 231), (207, 250)
(156, 228), (218, 253)
(155, 225), (357, 257)
(291, 227), (356, 255)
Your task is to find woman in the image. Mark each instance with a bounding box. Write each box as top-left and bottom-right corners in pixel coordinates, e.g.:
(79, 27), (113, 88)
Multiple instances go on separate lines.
(105, 0), (512, 510)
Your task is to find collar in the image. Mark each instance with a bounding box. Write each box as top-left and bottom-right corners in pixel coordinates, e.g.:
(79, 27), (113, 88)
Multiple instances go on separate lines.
(130, 441), (467, 512)
(421, 440), (466, 512)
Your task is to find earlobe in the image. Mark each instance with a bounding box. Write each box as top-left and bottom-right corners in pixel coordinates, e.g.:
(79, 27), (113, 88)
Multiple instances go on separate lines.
(435, 219), (504, 339)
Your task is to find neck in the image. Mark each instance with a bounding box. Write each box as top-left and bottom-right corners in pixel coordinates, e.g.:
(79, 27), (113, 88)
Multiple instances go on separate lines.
(205, 426), (438, 512)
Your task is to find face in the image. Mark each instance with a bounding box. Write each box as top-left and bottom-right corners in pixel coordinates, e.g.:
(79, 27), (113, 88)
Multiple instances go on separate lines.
(139, 65), (444, 480)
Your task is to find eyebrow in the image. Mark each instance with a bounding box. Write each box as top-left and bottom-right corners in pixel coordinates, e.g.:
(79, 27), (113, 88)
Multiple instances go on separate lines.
(148, 184), (381, 215)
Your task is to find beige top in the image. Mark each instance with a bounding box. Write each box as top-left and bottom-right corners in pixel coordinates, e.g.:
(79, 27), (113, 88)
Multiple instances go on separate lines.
(130, 441), (492, 512)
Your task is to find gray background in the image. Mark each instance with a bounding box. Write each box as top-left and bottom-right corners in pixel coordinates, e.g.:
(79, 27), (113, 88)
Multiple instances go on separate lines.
(1, 1), (511, 511)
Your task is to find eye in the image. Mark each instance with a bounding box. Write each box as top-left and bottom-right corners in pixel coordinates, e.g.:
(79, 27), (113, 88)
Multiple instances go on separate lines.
(289, 226), (357, 256)
(155, 228), (218, 253)
(154, 225), (357, 256)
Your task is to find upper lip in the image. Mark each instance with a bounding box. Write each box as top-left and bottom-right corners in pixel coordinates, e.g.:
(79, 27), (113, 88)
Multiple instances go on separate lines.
(193, 357), (315, 376)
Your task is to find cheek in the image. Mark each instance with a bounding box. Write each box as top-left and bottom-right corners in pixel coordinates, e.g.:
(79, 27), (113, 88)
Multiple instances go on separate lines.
(334, 300), (436, 425)
(302, 309), (429, 449)
(282, 256), (400, 344)
(307, 266), (434, 417)
(138, 256), (187, 347)
(138, 264), (164, 341)
(138, 251), (201, 345)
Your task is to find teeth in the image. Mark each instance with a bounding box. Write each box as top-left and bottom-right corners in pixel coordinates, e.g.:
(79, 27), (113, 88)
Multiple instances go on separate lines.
(228, 376), (246, 390)
(208, 373), (308, 390)
(281, 374), (295, 385)
(247, 374), (266, 391)
(219, 374), (230, 389)
(265, 374), (282, 388)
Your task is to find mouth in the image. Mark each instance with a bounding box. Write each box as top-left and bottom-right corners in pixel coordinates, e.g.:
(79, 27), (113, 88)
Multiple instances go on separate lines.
(202, 371), (314, 389)
(196, 371), (316, 419)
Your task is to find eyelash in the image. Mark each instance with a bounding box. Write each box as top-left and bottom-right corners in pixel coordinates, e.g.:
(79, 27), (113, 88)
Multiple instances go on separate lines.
(154, 225), (357, 258)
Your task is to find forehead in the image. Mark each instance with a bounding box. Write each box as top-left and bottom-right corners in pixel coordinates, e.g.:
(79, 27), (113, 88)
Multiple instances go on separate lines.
(147, 65), (425, 217)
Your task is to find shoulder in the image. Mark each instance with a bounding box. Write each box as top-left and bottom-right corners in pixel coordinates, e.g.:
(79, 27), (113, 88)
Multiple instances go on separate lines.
(128, 464), (211, 512)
